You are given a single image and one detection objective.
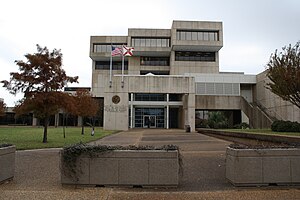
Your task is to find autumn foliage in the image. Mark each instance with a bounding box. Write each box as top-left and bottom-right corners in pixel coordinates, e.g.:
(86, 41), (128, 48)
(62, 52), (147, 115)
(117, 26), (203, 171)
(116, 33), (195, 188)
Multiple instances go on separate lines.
(71, 89), (99, 135)
(1, 45), (78, 143)
(266, 42), (300, 109)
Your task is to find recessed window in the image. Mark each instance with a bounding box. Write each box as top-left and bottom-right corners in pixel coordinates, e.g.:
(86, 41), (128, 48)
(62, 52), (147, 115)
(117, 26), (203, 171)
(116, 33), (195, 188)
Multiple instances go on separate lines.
(93, 43), (127, 53)
(176, 30), (219, 41)
(175, 51), (216, 62)
(131, 37), (170, 47)
(140, 57), (170, 66)
(95, 61), (128, 70)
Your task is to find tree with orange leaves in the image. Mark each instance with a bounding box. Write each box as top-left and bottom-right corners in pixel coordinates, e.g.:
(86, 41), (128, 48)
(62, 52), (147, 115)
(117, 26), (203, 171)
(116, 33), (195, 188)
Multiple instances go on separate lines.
(1, 45), (78, 143)
(71, 89), (99, 135)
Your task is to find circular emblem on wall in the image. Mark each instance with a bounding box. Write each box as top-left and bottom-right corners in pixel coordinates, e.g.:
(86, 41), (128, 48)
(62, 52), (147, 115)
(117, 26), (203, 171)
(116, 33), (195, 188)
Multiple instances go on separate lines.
(112, 95), (121, 104)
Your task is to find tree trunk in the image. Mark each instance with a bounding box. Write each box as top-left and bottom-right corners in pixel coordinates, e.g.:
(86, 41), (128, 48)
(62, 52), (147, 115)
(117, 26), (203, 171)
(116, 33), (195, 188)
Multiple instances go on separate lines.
(43, 115), (49, 143)
(81, 124), (84, 135)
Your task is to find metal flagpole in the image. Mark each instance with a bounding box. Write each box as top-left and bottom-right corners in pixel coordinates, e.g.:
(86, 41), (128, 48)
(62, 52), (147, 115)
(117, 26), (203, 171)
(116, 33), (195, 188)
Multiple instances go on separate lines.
(121, 45), (124, 88)
(109, 44), (113, 88)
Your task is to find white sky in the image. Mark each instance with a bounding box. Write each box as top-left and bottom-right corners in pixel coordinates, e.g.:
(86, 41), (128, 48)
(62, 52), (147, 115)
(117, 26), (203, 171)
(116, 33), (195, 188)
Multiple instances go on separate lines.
(0, 0), (299, 106)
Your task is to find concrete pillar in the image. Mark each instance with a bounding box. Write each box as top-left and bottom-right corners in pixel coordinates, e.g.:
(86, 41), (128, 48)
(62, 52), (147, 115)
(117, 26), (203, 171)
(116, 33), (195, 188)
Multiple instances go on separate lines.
(166, 94), (169, 129)
(183, 93), (195, 132)
(130, 93), (133, 128)
(241, 111), (249, 124)
(54, 113), (59, 127)
(32, 117), (38, 126)
(187, 93), (195, 132)
(78, 116), (83, 127)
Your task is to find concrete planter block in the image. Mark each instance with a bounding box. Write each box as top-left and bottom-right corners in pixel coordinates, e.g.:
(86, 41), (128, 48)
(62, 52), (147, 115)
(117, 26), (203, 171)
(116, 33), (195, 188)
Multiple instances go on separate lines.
(226, 147), (300, 186)
(0, 145), (16, 183)
(61, 150), (179, 187)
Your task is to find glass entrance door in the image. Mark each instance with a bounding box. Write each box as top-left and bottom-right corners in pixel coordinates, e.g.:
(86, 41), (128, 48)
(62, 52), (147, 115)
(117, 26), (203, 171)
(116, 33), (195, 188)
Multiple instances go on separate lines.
(143, 115), (156, 128)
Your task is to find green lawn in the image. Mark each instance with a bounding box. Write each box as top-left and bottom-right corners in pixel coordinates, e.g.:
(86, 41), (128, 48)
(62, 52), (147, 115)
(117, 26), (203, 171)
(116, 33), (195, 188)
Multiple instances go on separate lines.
(223, 128), (300, 137)
(0, 126), (116, 150)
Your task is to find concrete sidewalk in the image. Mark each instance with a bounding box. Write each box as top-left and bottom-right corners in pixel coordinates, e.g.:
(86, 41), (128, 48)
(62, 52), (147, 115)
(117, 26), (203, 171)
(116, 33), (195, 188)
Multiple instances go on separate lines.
(1, 129), (299, 200)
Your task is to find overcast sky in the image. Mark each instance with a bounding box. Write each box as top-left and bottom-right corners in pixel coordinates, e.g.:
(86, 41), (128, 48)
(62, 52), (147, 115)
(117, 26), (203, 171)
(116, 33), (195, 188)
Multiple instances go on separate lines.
(0, 0), (299, 106)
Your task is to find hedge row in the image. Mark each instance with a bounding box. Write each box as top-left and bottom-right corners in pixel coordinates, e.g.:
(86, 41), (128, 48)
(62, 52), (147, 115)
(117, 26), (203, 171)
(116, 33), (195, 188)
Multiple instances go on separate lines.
(271, 120), (300, 132)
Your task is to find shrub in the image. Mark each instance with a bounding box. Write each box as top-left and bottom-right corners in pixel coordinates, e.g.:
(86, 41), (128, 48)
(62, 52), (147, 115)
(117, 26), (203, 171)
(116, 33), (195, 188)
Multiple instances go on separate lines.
(233, 122), (250, 129)
(271, 120), (300, 132)
(208, 111), (228, 129)
(0, 143), (12, 148)
(195, 118), (209, 128)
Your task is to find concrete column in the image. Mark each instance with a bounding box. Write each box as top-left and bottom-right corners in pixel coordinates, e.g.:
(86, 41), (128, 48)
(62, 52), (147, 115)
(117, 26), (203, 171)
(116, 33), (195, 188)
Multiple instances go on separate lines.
(241, 111), (250, 124)
(32, 117), (38, 126)
(78, 116), (83, 127)
(130, 93), (134, 128)
(54, 113), (59, 127)
(166, 94), (169, 129)
(188, 93), (195, 132)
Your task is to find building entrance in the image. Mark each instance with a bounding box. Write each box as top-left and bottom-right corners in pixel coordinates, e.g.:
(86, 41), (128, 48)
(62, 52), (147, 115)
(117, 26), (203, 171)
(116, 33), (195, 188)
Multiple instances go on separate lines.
(143, 115), (156, 128)
(134, 107), (164, 128)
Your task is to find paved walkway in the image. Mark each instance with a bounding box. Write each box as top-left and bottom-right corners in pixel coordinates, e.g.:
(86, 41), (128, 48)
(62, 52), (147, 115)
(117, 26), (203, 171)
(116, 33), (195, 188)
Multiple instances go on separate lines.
(1, 129), (299, 199)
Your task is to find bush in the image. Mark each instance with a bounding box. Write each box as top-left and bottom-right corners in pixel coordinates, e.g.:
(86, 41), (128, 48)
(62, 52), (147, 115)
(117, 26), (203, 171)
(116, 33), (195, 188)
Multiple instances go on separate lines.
(233, 122), (250, 129)
(195, 118), (209, 128)
(271, 120), (300, 132)
(208, 111), (228, 129)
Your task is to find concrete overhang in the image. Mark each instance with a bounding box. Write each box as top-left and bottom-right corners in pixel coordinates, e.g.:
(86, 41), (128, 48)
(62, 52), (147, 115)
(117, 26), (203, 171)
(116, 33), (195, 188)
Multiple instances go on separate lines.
(187, 73), (257, 84)
(172, 45), (222, 52)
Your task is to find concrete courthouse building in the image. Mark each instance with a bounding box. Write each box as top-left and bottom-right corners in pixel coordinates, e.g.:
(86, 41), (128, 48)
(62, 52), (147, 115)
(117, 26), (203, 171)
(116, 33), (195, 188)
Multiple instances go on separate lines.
(90, 20), (300, 131)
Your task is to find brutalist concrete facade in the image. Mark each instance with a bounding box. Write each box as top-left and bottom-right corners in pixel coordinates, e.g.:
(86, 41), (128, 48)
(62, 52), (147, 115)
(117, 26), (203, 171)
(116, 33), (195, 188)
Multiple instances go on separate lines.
(89, 20), (300, 131)
(90, 20), (224, 131)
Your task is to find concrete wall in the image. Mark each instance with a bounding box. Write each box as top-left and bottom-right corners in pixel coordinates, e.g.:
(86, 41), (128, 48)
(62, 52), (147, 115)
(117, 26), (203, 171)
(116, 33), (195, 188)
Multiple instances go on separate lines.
(61, 150), (179, 186)
(0, 145), (15, 182)
(195, 95), (241, 110)
(101, 75), (195, 131)
(226, 147), (300, 186)
(255, 71), (300, 122)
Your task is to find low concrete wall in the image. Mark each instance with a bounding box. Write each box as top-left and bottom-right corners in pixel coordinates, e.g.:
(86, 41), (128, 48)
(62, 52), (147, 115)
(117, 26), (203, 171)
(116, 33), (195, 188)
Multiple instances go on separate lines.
(226, 147), (300, 186)
(197, 128), (300, 144)
(61, 150), (179, 187)
(0, 145), (15, 183)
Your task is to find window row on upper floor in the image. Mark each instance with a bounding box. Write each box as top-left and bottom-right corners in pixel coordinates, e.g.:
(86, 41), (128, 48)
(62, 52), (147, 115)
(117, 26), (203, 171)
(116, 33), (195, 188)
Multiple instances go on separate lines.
(95, 61), (128, 70)
(176, 30), (219, 41)
(175, 51), (216, 62)
(93, 43), (126, 53)
(131, 37), (170, 47)
(140, 57), (170, 66)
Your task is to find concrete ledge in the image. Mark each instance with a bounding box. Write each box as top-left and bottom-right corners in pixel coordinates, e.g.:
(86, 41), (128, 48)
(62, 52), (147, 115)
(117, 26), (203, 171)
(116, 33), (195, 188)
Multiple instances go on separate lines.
(0, 145), (15, 183)
(197, 128), (300, 144)
(226, 147), (300, 186)
(60, 150), (179, 187)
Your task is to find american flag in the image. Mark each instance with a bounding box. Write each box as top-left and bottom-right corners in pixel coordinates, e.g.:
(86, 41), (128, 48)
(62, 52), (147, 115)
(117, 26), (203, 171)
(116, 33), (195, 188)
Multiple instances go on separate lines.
(111, 46), (122, 56)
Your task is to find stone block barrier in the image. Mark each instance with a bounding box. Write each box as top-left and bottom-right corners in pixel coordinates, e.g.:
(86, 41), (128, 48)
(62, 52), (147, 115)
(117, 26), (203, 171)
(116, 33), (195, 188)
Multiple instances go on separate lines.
(0, 145), (15, 183)
(60, 145), (179, 187)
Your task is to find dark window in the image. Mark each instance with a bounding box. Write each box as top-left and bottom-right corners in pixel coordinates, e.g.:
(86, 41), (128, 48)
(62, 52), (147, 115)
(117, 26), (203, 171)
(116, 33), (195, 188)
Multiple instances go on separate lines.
(140, 57), (170, 66)
(93, 43), (127, 53)
(140, 71), (169, 75)
(169, 94), (182, 101)
(175, 51), (216, 62)
(134, 93), (166, 101)
(131, 37), (170, 47)
(95, 61), (128, 70)
(176, 30), (219, 41)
